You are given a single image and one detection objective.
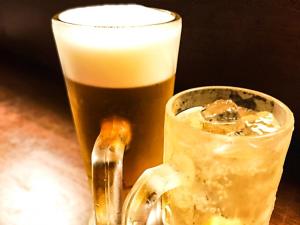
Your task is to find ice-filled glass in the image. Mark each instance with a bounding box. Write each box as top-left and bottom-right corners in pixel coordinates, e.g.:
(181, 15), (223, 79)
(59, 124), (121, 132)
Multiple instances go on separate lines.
(122, 86), (294, 225)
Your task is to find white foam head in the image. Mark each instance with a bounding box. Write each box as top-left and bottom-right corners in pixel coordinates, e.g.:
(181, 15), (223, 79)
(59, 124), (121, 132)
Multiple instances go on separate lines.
(52, 5), (182, 88)
(59, 5), (175, 27)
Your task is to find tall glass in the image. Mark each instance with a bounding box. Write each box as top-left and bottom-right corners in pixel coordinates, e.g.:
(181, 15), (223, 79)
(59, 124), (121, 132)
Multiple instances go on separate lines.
(123, 86), (294, 225)
(51, 5), (181, 225)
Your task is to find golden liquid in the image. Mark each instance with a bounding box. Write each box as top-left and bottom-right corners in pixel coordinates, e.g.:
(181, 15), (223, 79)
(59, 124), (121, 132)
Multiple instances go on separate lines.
(64, 75), (175, 188)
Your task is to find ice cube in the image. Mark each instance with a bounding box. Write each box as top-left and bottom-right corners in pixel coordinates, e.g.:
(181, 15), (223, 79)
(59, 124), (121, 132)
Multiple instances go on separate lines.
(201, 100), (240, 122)
(202, 121), (244, 136)
(237, 106), (255, 118)
(177, 106), (205, 129)
(240, 111), (280, 135)
(199, 100), (245, 135)
(176, 99), (280, 137)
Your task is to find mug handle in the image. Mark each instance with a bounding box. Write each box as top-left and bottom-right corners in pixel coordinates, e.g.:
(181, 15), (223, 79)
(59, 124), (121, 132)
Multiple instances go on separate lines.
(122, 164), (182, 225)
(92, 116), (131, 225)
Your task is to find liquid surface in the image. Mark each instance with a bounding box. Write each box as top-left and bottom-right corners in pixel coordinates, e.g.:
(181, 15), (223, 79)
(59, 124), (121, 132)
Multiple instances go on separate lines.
(177, 99), (280, 136)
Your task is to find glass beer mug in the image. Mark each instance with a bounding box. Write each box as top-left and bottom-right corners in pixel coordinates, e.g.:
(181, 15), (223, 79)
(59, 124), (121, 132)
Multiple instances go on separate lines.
(122, 86), (294, 225)
(51, 5), (182, 225)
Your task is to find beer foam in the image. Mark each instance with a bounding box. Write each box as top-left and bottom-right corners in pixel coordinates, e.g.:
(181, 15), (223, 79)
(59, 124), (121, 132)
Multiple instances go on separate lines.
(59, 5), (175, 27)
(52, 5), (181, 88)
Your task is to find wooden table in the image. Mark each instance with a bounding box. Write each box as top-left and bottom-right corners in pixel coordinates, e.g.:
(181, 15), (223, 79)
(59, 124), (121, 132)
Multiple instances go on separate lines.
(0, 62), (299, 225)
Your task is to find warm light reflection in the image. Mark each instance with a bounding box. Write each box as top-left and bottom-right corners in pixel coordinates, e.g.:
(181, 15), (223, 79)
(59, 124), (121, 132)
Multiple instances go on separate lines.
(146, 201), (162, 225)
(213, 144), (230, 154)
(0, 150), (90, 225)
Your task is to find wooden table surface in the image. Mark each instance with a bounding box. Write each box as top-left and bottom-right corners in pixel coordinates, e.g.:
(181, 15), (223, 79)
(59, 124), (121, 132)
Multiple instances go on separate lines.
(0, 62), (299, 225)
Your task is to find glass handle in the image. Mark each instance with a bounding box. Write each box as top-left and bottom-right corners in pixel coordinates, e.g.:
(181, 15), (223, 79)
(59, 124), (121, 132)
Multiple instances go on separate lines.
(121, 164), (182, 225)
(92, 116), (131, 225)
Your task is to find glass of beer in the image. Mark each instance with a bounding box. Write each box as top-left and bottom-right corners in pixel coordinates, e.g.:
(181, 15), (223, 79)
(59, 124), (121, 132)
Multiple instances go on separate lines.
(122, 86), (294, 225)
(51, 5), (181, 225)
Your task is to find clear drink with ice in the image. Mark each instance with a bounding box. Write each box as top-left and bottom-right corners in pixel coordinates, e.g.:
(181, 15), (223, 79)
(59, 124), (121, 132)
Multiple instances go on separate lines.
(122, 87), (294, 225)
(164, 100), (282, 225)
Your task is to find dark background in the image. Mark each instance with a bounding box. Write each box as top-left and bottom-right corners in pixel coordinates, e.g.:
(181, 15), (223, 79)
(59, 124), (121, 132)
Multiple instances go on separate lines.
(0, 0), (299, 183)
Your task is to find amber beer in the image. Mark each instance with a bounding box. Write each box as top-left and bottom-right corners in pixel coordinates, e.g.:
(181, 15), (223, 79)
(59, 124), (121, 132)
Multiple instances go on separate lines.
(52, 5), (182, 191)
(65, 75), (175, 186)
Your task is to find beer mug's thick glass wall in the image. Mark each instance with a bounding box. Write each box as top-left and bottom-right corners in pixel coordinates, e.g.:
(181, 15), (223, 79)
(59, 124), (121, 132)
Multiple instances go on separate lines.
(52, 5), (181, 225)
(123, 86), (294, 225)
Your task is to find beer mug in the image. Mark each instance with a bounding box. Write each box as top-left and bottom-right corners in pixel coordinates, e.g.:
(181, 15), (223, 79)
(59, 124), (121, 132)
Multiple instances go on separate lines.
(51, 5), (182, 225)
(122, 86), (294, 225)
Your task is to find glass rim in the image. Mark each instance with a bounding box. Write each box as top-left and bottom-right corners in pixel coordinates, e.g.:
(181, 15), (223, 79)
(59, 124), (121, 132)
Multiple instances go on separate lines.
(166, 86), (294, 140)
(51, 5), (181, 29)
